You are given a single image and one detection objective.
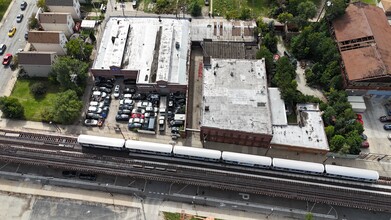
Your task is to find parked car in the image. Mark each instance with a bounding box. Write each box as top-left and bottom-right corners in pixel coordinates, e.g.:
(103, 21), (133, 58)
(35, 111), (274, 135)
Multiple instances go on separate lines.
(118, 109), (131, 115)
(88, 106), (102, 114)
(99, 87), (111, 93)
(132, 108), (146, 114)
(20, 1), (27, 10)
(123, 87), (136, 94)
(170, 120), (184, 127)
(119, 104), (132, 110)
(360, 133), (367, 140)
(62, 171), (77, 178)
(129, 117), (144, 124)
(131, 113), (145, 119)
(86, 113), (101, 120)
(361, 141), (369, 148)
(132, 93), (146, 100)
(0, 44), (6, 55)
(116, 114), (130, 121)
(16, 14), (24, 23)
(128, 123), (142, 129)
(388, 134), (391, 140)
(101, 106), (109, 118)
(113, 85), (120, 98)
(120, 99), (134, 105)
(384, 124), (391, 130)
(2, 53), (12, 65)
(379, 116), (391, 122)
(385, 104), (391, 116)
(24, 31), (28, 40)
(79, 173), (97, 181)
(84, 119), (98, 126)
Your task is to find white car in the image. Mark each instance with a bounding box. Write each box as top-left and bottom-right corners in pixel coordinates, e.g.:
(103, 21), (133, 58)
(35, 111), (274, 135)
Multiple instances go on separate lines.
(84, 119), (98, 126)
(113, 85), (120, 98)
(88, 106), (103, 114)
(89, 101), (104, 108)
(388, 134), (391, 140)
(120, 99), (133, 105)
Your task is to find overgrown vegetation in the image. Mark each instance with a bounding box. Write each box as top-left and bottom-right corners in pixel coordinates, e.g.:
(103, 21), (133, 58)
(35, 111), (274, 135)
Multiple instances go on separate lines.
(0, 97), (24, 119)
(30, 82), (48, 98)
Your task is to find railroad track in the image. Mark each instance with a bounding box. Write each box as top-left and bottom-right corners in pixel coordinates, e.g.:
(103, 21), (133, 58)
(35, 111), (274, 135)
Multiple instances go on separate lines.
(0, 145), (390, 212)
(0, 129), (77, 148)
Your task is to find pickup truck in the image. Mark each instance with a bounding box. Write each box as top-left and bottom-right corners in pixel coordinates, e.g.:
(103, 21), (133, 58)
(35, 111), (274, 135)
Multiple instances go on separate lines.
(379, 116), (391, 122)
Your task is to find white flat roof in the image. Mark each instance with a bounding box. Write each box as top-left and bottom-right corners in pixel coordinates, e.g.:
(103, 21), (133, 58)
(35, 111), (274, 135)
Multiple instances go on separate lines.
(201, 58), (272, 135)
(268, 88), (287, 125)
(93, 17), (191, 85)
(271, 103), (329, 150)
(81, 20), (96, 29)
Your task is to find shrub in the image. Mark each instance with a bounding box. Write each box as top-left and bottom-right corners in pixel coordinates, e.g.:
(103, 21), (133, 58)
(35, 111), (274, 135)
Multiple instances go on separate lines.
(30, 82), (47, 97)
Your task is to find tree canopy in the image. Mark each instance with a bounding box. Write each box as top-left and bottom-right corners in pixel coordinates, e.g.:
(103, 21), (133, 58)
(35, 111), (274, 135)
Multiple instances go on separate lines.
(0, 97), (24, 119)
(41, 90), (82, 124)
(66, 38), (93, 61)
(50, 57), (89, 95)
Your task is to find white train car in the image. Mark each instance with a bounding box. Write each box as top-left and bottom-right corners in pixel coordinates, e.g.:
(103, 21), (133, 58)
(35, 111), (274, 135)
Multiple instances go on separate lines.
(125, 140), (173, 155)
(78, 135), (125, 150)
(272, 158), (325, 175)
(325, 165), (379, 182)
(173, 146), (221, 162)
(222, 151), (272, 168)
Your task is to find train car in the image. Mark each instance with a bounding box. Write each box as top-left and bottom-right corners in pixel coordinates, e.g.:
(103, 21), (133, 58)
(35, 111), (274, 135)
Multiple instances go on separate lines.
(272, 158), (325, 175)
(77, 135), (125, 150)
(125, 140), (173, 156)
(173, 146), (221, 162)
(325, 164), (379, 182)
(222, 151), (272, 168)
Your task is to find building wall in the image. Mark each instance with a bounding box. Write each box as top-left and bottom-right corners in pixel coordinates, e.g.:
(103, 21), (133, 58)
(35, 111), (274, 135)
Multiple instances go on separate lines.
(41, 20), (74, 36)
(90, 68), (139, 79)
(31, 43), (66, 55)
(200, 126), (273, 148)
(22, 65), (52, 77)
(270, 143), (329, 154)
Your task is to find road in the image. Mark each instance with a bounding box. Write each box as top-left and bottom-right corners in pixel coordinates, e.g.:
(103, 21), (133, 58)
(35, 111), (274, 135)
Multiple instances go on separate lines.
(0, 0), (37, 96)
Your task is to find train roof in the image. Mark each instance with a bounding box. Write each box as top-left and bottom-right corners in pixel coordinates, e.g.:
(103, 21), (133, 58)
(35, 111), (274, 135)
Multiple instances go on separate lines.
(77, 135), (125, 148)
(272, 158), (325, 173)
(173, 146), (221, 160)
(222, 151), (272, 166)
(125, 140), (173, 153)
(325, 164), (379, 180)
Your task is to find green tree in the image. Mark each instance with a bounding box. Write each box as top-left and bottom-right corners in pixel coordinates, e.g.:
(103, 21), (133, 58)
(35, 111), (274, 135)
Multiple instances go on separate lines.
(30, 82), (47, 97)
(305, 212), (314, 220)
(330, 134), (345, 152)
(36, 0), (48, 11)
(262, 33), (278, 53)
(50, 57), (89, 95)
(239, 7), (251, 20)
(297, 1), (317, 20)
(188, 1), (202, 17)
(28, 15), (39, 30)
(277, 12), (293, 24)
(325, 0), (347, 21)
(0, 97), (24, 119)
(345, 130), (362, 154)
(43, 90), (82, 124)
(322, 106), (336, 125)
(155, 0), (169, 13)
(256, 46), (274, 75)
(66, 38), (93, 61)
(325, 125), (335, 139)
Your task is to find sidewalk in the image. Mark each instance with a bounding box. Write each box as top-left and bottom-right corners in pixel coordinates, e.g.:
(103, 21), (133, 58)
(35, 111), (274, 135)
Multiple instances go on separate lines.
(0, 178), (289, 220)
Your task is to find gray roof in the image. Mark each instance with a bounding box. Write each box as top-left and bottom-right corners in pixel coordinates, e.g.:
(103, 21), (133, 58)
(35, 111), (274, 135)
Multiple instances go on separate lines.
(18, 52), (56, 65)
(201, 58), (272, 135)
(38, 12), (69, 24)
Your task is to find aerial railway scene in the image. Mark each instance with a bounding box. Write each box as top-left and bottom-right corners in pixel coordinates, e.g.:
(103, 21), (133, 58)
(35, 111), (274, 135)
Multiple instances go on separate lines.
(0, 0), (390, 219)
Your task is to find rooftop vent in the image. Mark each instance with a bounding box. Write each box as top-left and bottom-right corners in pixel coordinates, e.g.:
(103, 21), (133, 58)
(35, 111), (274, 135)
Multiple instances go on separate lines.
(230, 72), (234, 77)
(257, 102), (266, 107)
(205, 106), (210, 111)
(175, 42), (180, 49)
(214, 71), (216, 76)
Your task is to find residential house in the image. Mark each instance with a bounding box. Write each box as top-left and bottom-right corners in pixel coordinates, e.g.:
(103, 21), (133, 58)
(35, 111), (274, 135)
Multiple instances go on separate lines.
(18, 52), (58, 77)
(45, 0), (81, 20)
(332, 2), (391, 96)
(38, 12), (75, 37)
(28, 31), (68, 55)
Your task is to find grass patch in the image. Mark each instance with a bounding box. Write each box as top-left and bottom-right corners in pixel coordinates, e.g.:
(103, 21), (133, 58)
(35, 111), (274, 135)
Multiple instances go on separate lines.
(163, 212), (221, 220)
(0, 0), (12, 20)
(352, 0), (377, 4)
(213, 0), (325, 18)
(287, 113), (298, 124)
(9, 78), (62, 122)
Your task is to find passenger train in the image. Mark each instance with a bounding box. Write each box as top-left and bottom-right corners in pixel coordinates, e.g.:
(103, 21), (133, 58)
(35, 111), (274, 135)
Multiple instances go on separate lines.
(78, 135), (380, 183)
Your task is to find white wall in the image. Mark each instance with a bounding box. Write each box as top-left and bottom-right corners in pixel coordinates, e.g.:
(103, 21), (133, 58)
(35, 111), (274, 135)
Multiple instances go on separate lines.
(31, 43), (66, 55)
(41, 22), (74, 36)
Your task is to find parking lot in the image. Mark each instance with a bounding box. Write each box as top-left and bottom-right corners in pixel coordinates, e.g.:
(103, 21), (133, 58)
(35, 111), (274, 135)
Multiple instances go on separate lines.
(82, 77), (187, 141)
(361, 96), (391, 155)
